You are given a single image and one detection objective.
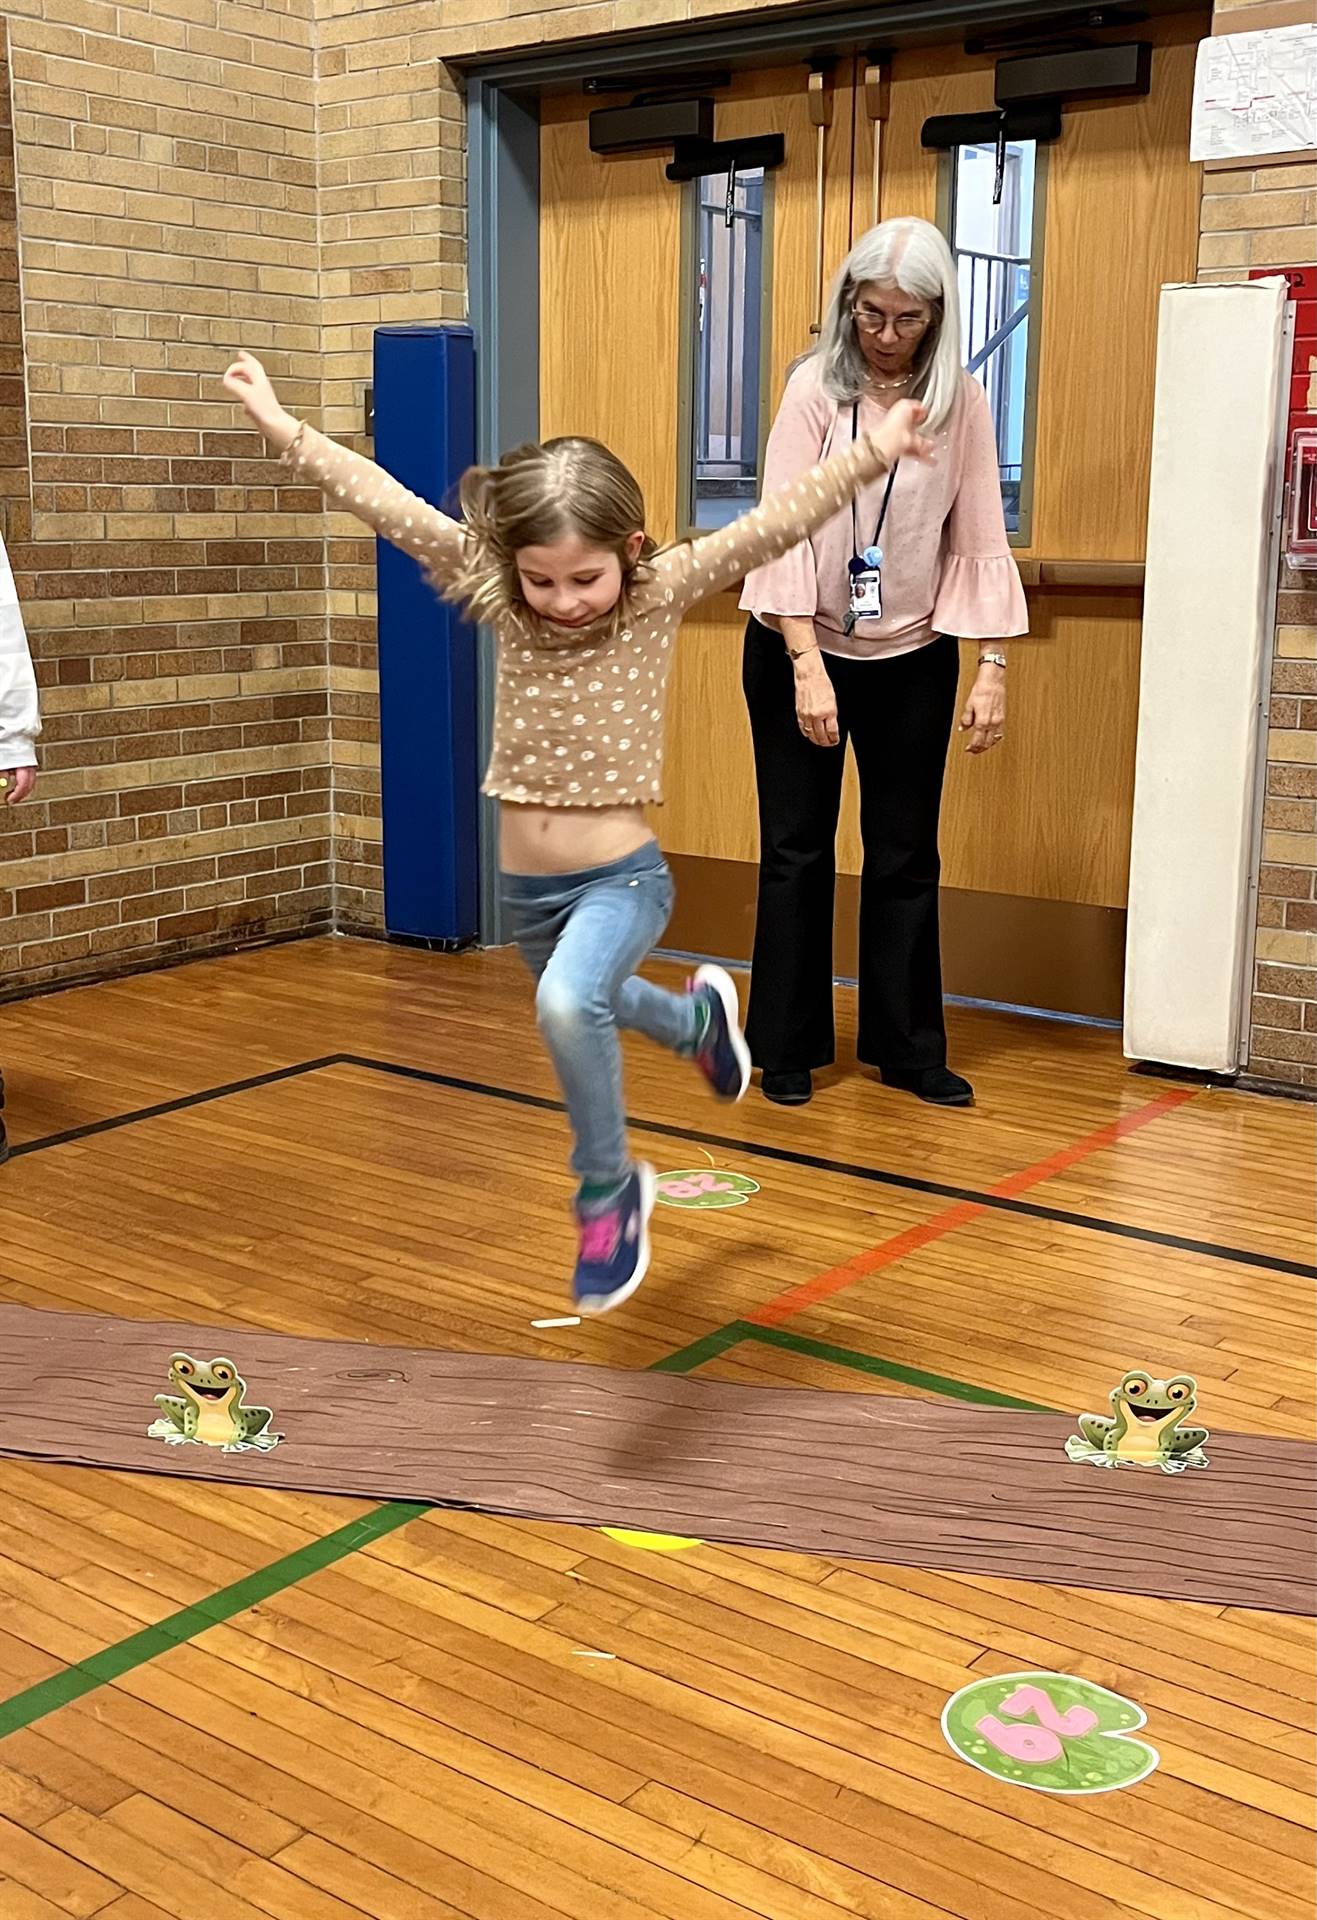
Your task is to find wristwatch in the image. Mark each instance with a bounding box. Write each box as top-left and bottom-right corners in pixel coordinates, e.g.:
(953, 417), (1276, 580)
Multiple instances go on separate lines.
(978, 651), (1007, 670)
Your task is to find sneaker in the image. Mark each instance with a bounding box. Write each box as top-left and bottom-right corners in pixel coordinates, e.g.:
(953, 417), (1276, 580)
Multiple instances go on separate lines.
(688, 964), (751, 1103)
(572, 1163), (656, 1316)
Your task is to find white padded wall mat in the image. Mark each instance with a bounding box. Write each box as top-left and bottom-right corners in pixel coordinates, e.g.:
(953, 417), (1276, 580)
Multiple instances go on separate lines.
(1124, 279), (1287, 1072)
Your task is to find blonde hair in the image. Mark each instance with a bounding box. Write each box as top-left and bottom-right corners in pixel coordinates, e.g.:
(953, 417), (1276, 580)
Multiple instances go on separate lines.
(444, 437), (657, 626)
(813, 217), (964, 433)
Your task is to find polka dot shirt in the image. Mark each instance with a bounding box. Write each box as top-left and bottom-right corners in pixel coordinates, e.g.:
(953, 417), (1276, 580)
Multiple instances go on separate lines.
(285, 424), (897, 808)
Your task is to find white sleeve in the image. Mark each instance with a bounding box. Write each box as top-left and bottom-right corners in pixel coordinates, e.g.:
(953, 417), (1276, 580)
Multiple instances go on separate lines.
(0, 533), (39, 768)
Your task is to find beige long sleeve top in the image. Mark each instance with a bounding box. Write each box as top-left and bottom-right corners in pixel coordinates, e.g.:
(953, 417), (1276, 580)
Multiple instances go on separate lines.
(284, 422), (896, 807)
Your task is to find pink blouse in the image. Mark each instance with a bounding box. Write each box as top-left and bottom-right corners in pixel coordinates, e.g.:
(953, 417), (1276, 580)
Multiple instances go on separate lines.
(741, 361), (1028, 661)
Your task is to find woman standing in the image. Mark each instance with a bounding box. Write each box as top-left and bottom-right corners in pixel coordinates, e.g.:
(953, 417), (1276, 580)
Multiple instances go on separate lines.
(740, 217), (1027, 1108)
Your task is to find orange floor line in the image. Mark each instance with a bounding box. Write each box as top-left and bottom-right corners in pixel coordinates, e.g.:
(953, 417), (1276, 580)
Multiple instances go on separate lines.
(747, 1085), (1198, 1328)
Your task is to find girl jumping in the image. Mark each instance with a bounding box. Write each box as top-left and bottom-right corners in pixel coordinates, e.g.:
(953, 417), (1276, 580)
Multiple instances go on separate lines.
(223, 351), (930, 1315)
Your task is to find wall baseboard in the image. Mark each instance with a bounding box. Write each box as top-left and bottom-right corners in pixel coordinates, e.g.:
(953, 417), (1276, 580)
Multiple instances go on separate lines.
(663, 852), (1126, 1023)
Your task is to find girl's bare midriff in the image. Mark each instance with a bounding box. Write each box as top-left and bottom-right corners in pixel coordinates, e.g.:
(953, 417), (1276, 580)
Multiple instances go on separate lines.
(499, 799), (655, 876)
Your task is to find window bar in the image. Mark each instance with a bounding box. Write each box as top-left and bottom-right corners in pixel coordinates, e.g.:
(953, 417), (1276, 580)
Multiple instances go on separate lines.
(741, 190), (763, 483)
(724, 186), (738, 466)
(807, 67), (832, 335)
(864, 61), (889, 230)
(696, 196), (712, 477)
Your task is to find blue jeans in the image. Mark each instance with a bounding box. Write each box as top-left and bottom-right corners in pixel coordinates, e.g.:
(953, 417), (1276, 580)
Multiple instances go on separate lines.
(504, 843), (700, 1188)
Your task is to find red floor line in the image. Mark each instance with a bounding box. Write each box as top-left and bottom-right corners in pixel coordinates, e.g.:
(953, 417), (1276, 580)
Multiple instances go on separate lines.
(747, 1085), (1199, 1328)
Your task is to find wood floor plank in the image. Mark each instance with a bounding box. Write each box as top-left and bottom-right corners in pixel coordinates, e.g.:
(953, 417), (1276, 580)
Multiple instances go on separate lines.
(0, 1809), (121, 1917)
(36, 1805), (331, 1920)
(0, 1884), (91, 1920)
(0, 1728), (136, 1817)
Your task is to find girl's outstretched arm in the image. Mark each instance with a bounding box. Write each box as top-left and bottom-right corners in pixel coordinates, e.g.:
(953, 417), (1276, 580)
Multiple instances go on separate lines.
(653, 398), (933, 610)
(223, 352), (467, 582)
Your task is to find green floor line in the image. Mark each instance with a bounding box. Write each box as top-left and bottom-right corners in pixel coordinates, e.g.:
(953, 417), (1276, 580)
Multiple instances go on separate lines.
(648, 1323), (746, 1373)
(735, 1322), (1056, 1412)
(0, 1323), (733, 1741)
(0, 1500), (429, 1740)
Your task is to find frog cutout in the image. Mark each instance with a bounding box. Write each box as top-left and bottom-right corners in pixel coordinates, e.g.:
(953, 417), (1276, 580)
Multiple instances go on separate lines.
(148, 1353), (281, 1453)
(1064, 1369), (1207, 1474)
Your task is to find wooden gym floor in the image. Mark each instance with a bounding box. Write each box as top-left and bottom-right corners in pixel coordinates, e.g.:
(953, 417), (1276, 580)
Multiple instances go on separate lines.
(0, 934), (1312, 1920)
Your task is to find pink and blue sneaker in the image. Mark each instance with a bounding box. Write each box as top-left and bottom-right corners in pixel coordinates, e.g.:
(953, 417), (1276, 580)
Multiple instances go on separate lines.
(573, 1163), (656, 1316)
(688, 964), (752, 1103)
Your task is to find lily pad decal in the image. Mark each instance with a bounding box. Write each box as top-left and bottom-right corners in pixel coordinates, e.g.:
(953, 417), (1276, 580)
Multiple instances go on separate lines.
(941, 1671), (1158, 1795)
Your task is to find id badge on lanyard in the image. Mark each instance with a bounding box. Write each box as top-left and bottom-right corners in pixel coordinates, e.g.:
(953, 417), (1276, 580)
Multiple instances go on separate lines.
(844, 405), (898, 638)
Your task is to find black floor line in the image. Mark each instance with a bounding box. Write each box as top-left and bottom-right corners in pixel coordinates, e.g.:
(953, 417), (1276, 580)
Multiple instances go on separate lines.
(7, 1058), (341, 1158)
(8, 1051), (1312, 1282)
(338, 1055), (1315, 1281)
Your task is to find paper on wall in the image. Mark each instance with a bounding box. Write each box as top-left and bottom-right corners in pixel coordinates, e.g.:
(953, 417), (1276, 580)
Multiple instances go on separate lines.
(1190, 24), (1317, 162)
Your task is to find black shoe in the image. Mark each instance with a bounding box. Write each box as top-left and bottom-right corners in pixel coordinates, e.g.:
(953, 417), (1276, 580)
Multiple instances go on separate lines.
(880, 1066), (974, 1107)
(761, 1070), (813, 1107)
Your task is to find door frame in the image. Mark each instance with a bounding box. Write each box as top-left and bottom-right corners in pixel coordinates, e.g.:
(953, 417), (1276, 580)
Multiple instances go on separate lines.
(462, 0), (1180, 944)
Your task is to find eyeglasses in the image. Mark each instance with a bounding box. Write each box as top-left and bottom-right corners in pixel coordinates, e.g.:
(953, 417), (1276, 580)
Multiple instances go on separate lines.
(851, 305), (930, 339)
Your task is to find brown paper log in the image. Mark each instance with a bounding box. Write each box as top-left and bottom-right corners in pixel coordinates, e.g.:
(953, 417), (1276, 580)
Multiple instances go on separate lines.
(0, 1304), (1311, 1613)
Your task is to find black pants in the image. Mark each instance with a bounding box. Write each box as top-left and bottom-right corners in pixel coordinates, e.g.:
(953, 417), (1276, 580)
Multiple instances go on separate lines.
(741, 618), (960, 1075)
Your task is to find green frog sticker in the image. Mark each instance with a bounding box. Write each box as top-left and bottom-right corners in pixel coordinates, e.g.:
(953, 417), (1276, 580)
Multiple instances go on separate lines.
(149, 1354), (281, 1453)
(1065, 1369), (1208, 1474)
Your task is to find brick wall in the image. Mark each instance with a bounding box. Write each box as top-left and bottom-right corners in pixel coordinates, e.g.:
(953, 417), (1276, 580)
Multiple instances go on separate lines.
(1198, 0), (1317, 1087)
(0, 0), (332, 996)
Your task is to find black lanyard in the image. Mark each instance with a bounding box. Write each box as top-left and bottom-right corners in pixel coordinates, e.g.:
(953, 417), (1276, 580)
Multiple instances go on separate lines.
(850, 403), (898, 560)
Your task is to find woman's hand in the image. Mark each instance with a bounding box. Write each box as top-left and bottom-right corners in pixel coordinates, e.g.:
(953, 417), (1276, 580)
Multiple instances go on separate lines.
(960, 661), (1006, 754)
(868, 398), (935, 470)
(795, 651), (840, 749)
(222, 351), (299, 451)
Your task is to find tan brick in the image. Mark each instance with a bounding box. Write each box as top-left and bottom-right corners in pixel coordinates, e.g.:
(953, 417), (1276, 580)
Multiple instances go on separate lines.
(1256, 928), (1317, 967)
(1257, 963), (1317, 997)
(1260, 864), (1315, 900)
(1252, 993), (1305, 1032)
(1248, 1026), (1317, 1066)
(1276, 626), (1317, 661)
(1250, 226), (1317, 267)
(1205, 191), (1313, 233)
(1262, 830), (1317, 866)
(1256, 161), (1317, 192)
(1198, 231), (1252, 270)
(1201, 166), (1255, 194)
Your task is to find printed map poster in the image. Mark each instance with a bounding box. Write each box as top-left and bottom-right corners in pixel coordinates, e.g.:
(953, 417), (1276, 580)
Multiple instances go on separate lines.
(1190, 24), (1317, 162)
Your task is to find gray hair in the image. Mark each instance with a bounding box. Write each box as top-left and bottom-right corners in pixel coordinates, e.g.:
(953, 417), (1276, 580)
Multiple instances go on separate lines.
(813, 217), (964, 433)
